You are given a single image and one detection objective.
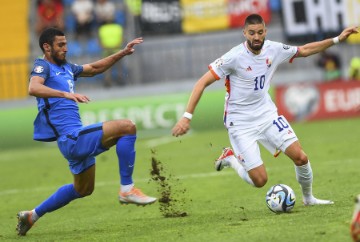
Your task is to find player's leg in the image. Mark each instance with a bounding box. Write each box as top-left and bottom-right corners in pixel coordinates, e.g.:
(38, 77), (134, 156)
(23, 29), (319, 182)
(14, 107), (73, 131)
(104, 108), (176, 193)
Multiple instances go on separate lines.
(235, 142), (268, 187)
(73, 164), (96, 196)
(16, 130), (102, 237)
(102, 119), (136, 189)
(351, 194), (360, 242)
(214, 140), (251, 185)
(16, 179), (84, 236)
(102, 119), (156, 205)
(16, 166), (94, 236)
(283, 140), (312, 199)
(285, 141), (333, 205)
(215, 127), (267, 187)
(215, 147), (267, 187)
(265, 115), (333, 205)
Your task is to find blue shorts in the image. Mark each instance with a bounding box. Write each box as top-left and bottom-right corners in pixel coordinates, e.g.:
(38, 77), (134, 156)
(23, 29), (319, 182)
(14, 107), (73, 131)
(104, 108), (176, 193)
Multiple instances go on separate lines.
(57, 123), (109, 174)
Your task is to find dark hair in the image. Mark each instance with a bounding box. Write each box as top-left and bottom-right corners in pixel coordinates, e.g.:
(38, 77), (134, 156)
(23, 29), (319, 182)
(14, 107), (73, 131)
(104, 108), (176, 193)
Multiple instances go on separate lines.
(39, 28), (65, 52)
(244, 14), (264, 26)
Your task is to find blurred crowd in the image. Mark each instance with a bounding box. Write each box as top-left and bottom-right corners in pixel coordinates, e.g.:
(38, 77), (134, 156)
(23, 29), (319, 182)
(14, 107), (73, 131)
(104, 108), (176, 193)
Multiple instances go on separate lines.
(316, 51), (360, 82)
(34, 0), (360, 86)
(35, 0), (128, 86)
(35, 0), (126, 52)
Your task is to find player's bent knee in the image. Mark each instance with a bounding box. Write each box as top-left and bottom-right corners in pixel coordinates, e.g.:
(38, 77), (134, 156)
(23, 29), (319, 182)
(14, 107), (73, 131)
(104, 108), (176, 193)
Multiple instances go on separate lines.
(293, 153), (308, 166)
(117, 119), (136, 134)
(79, 187), (94, 197)
(252, 176), (267, 188)
(75, 184), (95, 197)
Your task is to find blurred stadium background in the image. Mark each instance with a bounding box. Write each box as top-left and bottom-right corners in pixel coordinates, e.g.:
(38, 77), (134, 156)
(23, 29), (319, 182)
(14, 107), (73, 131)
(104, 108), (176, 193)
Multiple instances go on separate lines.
(0, 0), (359, 149)
(1, 2), (360, 240)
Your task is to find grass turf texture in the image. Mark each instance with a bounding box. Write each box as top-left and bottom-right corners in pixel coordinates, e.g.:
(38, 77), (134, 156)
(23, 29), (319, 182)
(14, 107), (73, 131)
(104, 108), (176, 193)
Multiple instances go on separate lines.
(0, 117), (359, 242)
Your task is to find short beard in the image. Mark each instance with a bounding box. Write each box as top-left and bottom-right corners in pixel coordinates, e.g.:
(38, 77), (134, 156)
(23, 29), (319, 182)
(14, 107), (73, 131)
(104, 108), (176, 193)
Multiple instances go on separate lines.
(51, 50), (66, 65)
(247, 39), (265, 52)
(53, 55), (66, 65)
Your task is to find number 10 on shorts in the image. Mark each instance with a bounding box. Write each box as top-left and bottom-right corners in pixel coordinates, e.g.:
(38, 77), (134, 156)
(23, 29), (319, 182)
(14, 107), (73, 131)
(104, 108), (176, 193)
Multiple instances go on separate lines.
(273, 116), (289, 132)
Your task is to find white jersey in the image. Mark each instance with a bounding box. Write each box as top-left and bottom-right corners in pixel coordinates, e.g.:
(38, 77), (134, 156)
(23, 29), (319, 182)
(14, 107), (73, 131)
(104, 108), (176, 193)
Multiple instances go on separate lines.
(208, 40), (298, 129)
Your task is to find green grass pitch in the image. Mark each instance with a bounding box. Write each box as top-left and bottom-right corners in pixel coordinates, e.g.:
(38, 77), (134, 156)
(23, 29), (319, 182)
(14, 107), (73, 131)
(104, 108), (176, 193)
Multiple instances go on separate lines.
(0, 118), (359, 242)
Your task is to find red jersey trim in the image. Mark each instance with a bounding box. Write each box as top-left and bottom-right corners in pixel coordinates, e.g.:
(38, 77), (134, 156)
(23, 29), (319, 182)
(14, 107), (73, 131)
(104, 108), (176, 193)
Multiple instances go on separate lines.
(208, 65), (221, 80)
(289, 47), (300, 63)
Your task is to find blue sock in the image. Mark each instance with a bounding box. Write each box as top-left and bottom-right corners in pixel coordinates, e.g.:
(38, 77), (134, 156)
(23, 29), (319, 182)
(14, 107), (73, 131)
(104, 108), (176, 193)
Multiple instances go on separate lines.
(35, 184), (82, 217)
(116, 135), (136, 185)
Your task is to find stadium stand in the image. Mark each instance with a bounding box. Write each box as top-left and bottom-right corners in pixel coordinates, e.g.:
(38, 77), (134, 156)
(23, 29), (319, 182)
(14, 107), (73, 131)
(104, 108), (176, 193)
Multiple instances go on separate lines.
(1, 0), (359, 100)
(0, 0), (29, 100)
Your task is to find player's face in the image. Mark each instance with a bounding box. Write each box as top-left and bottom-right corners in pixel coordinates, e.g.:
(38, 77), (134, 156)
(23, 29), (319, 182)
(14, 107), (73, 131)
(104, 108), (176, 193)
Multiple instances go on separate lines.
(243, 23), (266, 54)
(50, 36), (67, 65)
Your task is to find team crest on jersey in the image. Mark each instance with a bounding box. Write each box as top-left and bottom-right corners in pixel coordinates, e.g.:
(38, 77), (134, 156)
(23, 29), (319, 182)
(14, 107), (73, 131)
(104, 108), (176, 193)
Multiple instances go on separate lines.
(283, 44), (290, 50)
(33, 66), (44, 73)
(266, 58), (272, 68)
(214, 58), (224, 67)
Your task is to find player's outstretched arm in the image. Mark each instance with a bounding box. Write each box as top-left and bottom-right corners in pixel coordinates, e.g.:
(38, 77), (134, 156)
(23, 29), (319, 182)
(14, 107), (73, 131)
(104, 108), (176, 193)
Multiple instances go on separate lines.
(297, 26), (359, 57)
(80, 37), (144, 77)
(29, 76), (90, 103)
(172, 71), (216, 137)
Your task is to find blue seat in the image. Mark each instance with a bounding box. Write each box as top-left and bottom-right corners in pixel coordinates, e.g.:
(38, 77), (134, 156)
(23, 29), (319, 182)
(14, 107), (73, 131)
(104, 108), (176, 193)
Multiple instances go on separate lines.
(270, 0), (281, 11)
(64, 14), (76, 33)
(114, 10), (126, 26)
(62, 0), (74, 7)
(86, 38), (102, 56)
(67, 40), (82, 57)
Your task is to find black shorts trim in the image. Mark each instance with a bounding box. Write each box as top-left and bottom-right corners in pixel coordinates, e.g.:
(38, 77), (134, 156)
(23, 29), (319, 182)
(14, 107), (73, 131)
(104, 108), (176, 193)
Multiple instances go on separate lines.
(66, 126), (103, 141)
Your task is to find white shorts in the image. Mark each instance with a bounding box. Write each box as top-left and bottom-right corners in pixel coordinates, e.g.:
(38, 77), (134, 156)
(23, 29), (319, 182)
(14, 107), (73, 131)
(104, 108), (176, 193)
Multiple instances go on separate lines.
(227, 115), (298, 171)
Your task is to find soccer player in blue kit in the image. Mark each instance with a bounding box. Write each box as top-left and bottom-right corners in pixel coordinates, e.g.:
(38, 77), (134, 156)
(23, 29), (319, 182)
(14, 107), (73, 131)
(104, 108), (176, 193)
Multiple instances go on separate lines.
(16, 28), (156, 236)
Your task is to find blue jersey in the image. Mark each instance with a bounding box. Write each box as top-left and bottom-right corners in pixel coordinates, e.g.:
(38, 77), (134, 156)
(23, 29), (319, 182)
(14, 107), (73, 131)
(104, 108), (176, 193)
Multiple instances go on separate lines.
(30, 58), (84, 142)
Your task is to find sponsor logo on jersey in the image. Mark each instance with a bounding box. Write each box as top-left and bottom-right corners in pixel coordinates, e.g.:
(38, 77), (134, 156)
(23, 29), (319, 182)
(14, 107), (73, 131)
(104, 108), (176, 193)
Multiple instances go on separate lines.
(34, 66), (44, 73)
(246, 66), (252, 71)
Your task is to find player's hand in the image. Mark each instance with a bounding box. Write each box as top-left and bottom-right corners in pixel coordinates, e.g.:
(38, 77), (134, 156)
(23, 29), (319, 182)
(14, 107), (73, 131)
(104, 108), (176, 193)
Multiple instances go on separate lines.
(64, 92), (90, 103)
(172, 117), (191, 137)
(339, 26), (359, 42)
(123, 37), (143, 55)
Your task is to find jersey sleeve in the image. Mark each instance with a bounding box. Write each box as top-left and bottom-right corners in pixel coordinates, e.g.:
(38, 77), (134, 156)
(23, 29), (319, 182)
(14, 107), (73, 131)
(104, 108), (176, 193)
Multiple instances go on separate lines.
(30, 58), (50, 80)
(208, 47), (238, 80)
(272, 41), (298, 64)
(69, 63), (84, 79)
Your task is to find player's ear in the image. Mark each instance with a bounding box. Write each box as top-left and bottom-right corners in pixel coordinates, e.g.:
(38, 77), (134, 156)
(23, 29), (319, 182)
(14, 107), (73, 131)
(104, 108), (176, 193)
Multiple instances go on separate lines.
(43, 43), (51, 53)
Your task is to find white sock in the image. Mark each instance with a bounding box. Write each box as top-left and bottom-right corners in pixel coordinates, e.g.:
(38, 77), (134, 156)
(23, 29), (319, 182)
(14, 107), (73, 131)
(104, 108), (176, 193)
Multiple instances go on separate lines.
(227, 156), (255, 186)
(294, 161), (313, 201)
(31, 209), (39, 222)
(120, 183), (134, 193)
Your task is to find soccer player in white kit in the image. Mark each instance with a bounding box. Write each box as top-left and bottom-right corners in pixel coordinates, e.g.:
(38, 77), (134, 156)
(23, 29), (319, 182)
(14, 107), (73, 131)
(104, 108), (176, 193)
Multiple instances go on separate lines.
(172, 14), (359, 205)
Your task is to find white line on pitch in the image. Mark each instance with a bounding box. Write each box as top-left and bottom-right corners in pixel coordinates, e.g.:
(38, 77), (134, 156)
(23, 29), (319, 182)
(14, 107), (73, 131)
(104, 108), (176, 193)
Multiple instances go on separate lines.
(2, 158), (358, 197)
(145, 134), (192, 148)
(0, 170), (232, 196)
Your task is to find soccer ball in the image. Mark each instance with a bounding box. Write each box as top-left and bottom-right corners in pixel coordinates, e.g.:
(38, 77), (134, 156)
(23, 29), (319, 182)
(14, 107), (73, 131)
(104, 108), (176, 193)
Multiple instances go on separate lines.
(265, 184), (296, 213)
